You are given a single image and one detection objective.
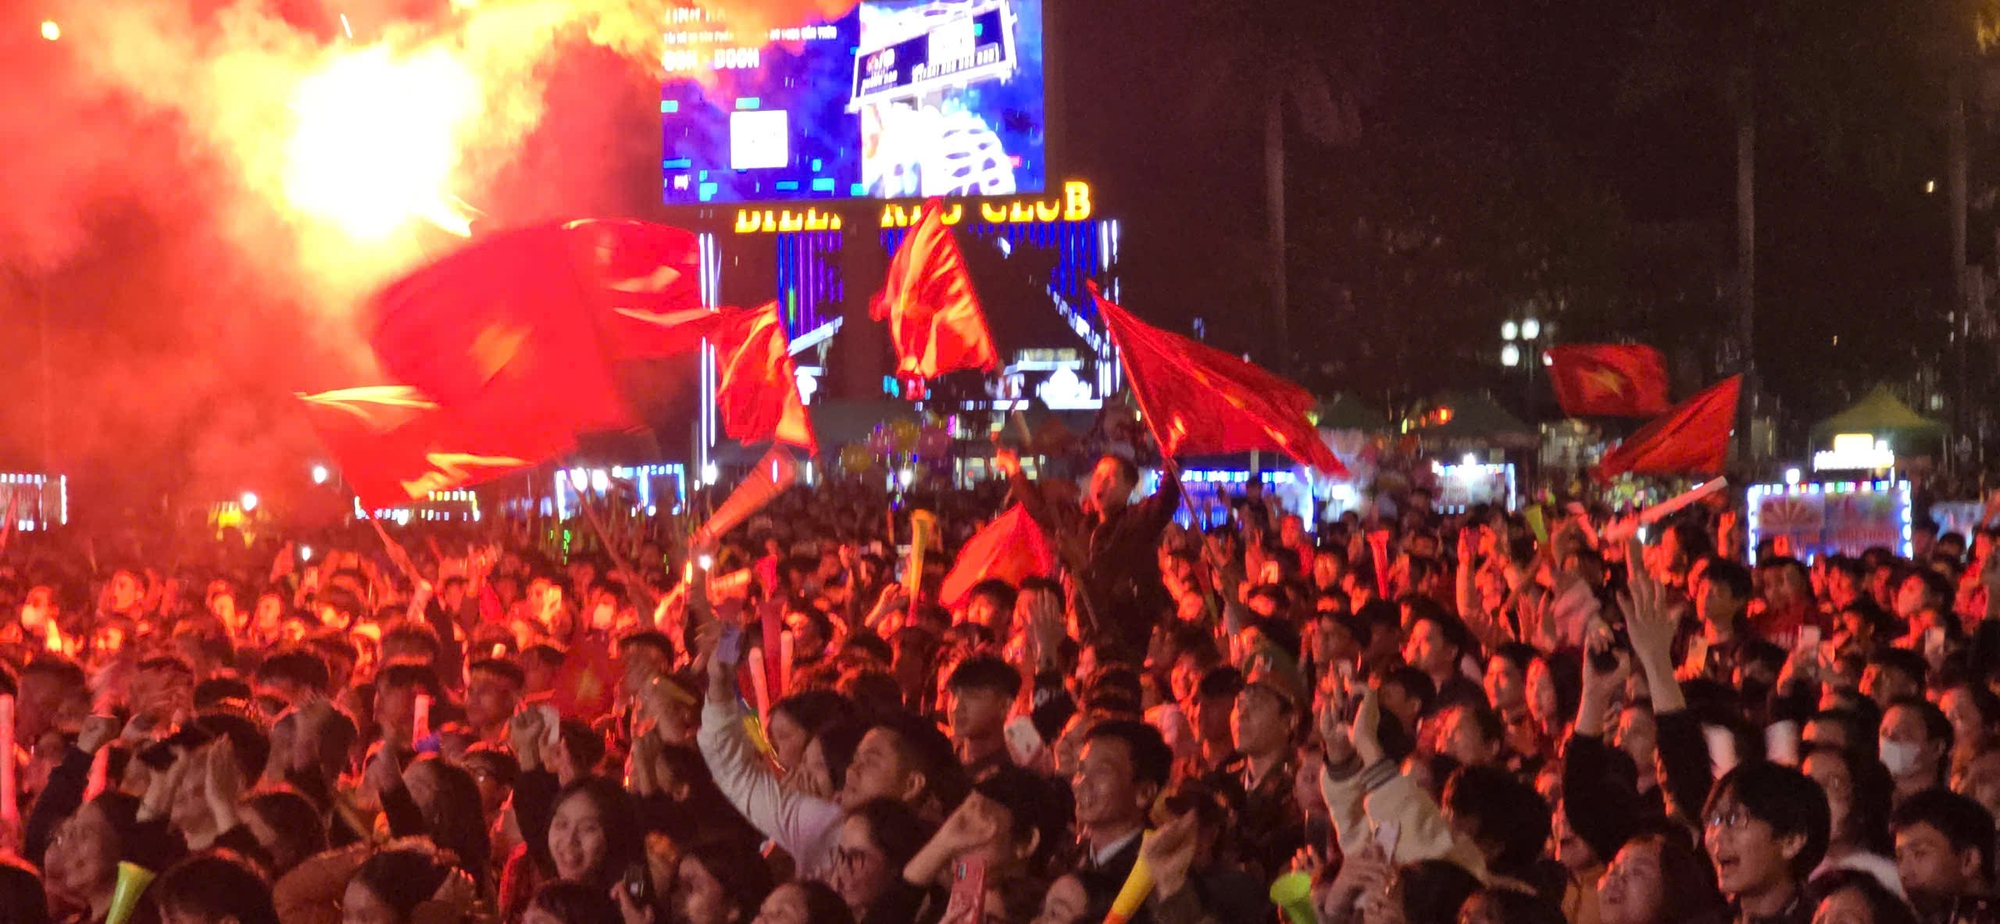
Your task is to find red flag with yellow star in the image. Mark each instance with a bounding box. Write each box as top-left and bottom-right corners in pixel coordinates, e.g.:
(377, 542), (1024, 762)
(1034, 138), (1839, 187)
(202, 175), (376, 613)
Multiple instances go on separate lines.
(870, 199), (999, 380)
(1594, 375), (1741, 480)
(1092, 284), (1347, 477)
(1546, 344), (1671, 418)
(713, 302), (819, 454)
(298, 386), (576, 510)
(550, 636), (620, 721)
(367, 224), (639, 437)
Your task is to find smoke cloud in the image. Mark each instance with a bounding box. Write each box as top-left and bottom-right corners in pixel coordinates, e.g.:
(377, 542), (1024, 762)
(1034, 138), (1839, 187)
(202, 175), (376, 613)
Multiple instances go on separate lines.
(1, 0), (859, 514)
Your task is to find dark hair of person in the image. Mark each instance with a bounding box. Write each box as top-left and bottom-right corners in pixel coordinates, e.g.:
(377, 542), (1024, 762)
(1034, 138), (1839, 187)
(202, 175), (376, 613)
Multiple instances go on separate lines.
(772, 690), (850, 741)
(848, 798), (932, 876)
(522, 644), (567, 671)
(1704, 559), (1755, 604)
(1195, 666), (1245, 702)
(815, 720), (870, 794)
(406, 757), (491, 887)
(1704, 761), (1831, 879)
(1887, 696), (1956, 754)
(966, 579), (1019, 615)
(841, 631), (894, 666)
(378, 663), (444, 700)
(381, 620), (441, 662)
(947, 654), (1023, 700)
(871, 712), (970, 813)
(974, 765), (1072, 876)
(527, 880), (621, 924)
(1399, 858), (1483, 924)
(1381, 666), (1439, 717)
(194, 676), (254, 711)
(1890, 788), (1996, 881)
(1082, 720), (1174, 791)
(1803, 746), (1894, 856)
(350, 844), (454, 922)
(1442, 765), (1550, 877)
(1867, 650), (1930, 695)
(152, 850), (280, 924)
(617, 631), (676, 663)
(1491, 643), (1537, 679)
(552, 777), (643, 888)
(467, 658), (526, 690)
(1807, 869), (1920, 924)
(243, 789), (327, 876)
(776, 879), (857, 924)
(683, 837), (775, 924)
(1623, 826), (1727, 923)
(556, 719), (608, 776)
(1907, 569), (1954, 608)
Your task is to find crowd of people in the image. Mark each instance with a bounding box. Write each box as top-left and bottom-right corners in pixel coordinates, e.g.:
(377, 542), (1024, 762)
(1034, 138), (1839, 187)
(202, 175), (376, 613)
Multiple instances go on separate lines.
(0, 450), (1996, 924)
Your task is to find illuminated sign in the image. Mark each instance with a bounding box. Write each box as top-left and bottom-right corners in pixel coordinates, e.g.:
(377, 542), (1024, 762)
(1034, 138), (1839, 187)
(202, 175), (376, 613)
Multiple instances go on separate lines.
(1746, 480), (1913, 563)
(852, 1), (1017, 105)
(733, 181), (1093, 233)
(1812, 432), (1895, 472)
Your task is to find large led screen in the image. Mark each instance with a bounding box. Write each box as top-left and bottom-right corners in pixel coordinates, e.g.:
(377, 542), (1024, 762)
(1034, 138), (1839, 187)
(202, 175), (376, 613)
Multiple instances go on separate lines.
(661, 0), (1048, 204)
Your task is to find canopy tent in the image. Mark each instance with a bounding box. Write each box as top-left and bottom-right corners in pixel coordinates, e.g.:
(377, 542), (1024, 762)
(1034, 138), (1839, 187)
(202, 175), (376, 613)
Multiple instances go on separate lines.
(1312, 393), (1390, 432)
(1809, 386), (1945, 447)
(1410, 392), (1538, 449)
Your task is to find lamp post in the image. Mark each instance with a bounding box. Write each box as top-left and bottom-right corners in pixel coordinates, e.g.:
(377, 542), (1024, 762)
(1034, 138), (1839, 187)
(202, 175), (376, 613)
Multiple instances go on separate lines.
(1502, 318), (1545, 475)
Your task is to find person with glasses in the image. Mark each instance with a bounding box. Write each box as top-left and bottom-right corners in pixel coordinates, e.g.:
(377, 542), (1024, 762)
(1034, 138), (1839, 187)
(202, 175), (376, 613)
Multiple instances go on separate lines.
(819, 798), (929, 924)
(1702, 762), (1832, 924)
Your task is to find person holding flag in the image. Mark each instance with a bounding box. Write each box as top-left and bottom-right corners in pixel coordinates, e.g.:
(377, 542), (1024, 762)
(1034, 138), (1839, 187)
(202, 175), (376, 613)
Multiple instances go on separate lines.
(992, 447), (1180, 665)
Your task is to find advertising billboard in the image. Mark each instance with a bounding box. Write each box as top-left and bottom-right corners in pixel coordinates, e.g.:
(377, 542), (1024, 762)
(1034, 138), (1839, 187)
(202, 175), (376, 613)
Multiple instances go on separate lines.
(1746, 480), (1914, 563)
(661, 0), (1049, 204)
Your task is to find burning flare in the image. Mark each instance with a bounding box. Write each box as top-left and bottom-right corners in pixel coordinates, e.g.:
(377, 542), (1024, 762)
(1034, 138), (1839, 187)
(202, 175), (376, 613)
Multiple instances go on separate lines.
(282, 45), (481, 242)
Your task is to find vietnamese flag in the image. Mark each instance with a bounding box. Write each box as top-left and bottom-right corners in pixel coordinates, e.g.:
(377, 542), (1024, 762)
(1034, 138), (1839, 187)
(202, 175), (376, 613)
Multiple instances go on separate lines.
(550, 636), (620, 720)
(940, 505), (1057, 609)
(871, 199), (999, 379)
(1594, 375), (1741, 480)
(298, 386), (575, 509)
(1092, 284), (1348, 477)
(367, 224), (638, 436)
(566, 219), (735, 360)
(713, 302), (819, 454)
(1546, 345), (1672, 418)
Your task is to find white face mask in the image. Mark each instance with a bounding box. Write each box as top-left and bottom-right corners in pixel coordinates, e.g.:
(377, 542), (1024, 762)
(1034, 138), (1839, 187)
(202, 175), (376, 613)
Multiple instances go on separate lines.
(1879, 737), (1922, 776)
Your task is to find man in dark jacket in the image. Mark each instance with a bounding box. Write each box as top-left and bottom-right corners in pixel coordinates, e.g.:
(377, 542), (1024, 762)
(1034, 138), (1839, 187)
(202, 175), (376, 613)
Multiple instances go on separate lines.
(997, 450), (1181, 665)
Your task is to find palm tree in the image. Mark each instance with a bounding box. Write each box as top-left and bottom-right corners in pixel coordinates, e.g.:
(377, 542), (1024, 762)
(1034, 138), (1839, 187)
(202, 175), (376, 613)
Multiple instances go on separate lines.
(1173, 0), (1382, 372)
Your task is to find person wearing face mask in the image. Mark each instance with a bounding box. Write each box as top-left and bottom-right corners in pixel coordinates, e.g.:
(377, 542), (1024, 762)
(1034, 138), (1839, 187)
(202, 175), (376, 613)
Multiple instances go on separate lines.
(1879, 700), (1953, 807)
(1888, 789), (1997, 924)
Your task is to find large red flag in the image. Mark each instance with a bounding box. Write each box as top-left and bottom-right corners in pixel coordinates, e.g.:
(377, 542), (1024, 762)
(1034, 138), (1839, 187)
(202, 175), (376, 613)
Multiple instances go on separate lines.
(565, 219), (733, 360)
(367, 224), (637, 435)
(871, 200), (998, 379)
(1546, 345), (1672, 418)
(298, 386), (575, 509)
(940, 504), (1057, 609)
(713, 302), (818, 454)
(1594, 375), (1741, 480)
(1092, 285), (1348, 477)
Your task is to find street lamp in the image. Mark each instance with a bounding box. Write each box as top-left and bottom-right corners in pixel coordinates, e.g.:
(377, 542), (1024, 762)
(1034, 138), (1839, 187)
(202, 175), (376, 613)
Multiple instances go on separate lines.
(1500, 343), (1522, 367)
(1521, 318), (1541, 341)
(1501, 321), (1519, 342)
